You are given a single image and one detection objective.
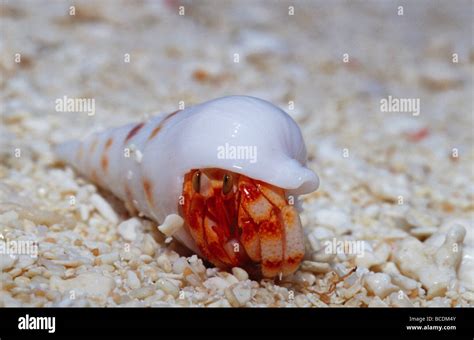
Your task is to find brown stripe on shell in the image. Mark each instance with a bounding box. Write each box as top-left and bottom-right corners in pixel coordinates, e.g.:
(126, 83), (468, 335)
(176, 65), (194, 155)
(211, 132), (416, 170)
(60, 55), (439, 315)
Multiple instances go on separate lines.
(147, 110), (181, 141)
(101, 155), (109, 172)
(148, 125), (162, 141)
(125, 122), (144, 142)
(143, 178), (154, 205)
(105, 138), (113, 149)
(101, 137), (113, 172)
(84, 138), (98, 177)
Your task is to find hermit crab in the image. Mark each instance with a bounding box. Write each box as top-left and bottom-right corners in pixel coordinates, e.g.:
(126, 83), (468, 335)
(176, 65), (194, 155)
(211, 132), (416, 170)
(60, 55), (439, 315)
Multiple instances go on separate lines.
(56, 96), (319, 278)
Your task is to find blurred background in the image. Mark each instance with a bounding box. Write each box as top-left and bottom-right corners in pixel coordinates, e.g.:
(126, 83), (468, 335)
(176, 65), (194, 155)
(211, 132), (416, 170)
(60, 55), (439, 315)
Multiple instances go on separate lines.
(1, 1), (471, 122)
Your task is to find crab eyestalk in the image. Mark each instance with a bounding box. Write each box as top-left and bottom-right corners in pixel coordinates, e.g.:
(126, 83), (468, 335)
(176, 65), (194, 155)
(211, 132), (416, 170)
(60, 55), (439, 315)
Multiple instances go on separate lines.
(182, 168), (305, 278)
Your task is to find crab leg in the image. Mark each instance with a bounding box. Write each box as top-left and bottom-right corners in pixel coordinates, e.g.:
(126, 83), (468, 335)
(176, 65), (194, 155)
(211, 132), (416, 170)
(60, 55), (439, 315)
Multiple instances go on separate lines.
(183, 172), (225, 267)
(238, 177), (286, 277)
(258, 208), (284, 277)
(237, 204), (261, 262)
(256, 182), (305, 275)
(203, 215), (234, 266)
(280, 206), (305, 276)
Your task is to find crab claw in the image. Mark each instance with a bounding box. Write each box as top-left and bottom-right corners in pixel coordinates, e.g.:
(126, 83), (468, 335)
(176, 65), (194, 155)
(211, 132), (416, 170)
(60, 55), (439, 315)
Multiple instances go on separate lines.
(181, 168), (305, 278)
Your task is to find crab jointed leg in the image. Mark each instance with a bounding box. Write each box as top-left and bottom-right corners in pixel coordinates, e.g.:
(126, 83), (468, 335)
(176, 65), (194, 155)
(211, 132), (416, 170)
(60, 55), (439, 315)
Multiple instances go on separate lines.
(238, 176), (305, 277)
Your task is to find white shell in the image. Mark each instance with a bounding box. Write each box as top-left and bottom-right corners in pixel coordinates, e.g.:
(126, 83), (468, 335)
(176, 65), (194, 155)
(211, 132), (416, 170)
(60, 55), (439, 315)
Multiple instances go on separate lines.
(56, 96), (319, 252)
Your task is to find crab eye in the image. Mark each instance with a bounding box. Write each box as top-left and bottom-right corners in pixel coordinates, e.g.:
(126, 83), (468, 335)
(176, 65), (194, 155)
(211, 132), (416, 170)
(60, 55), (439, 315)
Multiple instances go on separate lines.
(192, 170), (201, 193)
(222, 173), (233, 195)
